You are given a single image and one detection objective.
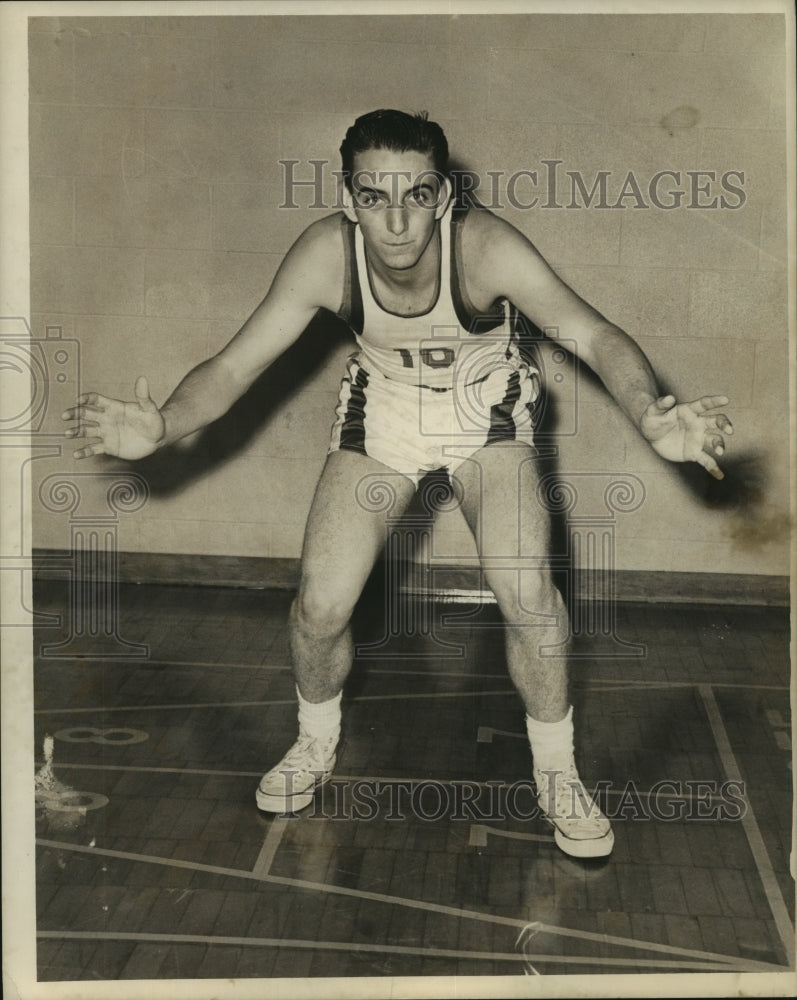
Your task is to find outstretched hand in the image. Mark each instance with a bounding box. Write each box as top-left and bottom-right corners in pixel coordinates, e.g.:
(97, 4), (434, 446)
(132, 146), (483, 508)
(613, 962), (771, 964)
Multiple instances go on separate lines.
(62, 377), (166, 461)
(640, 394), (733, 480)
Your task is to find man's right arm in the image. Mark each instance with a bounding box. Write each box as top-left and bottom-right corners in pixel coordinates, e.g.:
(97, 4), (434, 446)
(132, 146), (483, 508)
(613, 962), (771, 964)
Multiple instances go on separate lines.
(63, 217), (343, 460)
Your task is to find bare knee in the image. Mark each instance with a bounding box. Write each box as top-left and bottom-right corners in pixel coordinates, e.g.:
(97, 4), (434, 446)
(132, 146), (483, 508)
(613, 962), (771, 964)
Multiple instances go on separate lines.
(488, 568), (566, 626)
(292, 577), (358, 639)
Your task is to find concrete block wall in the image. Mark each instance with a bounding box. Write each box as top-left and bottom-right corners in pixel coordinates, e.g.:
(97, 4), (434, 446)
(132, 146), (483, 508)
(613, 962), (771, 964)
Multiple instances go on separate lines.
(29, 12), (790, 576)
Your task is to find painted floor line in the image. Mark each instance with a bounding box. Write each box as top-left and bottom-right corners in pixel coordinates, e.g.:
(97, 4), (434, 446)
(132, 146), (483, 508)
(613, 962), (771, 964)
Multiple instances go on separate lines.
(350, 690), (516, 703)
(34, 930), (760, 972)
(469, 824), (552, 846)
(37, 656), (791, 692)
(33, 678), (791, 717)
(699, 684), (795, 969)
(578, 680), (790, 692)
(34, 690), (517, 716)
(41, 761), (745, 806)
(521, 918), (783, 971)
(252, 815), (290, 878)
(49, 760), (518, 787)
(34, 698), (296, 716)
(44, 761), (264, 778)
(36, 837), (782, 972)
(516, 954), (784, 971)
(42, 658), (520, 681)
(39, 658), (293, 672)
(36, 929), (525, 963)
(477, 726), (526, 742)
(45, 761), (264, 778)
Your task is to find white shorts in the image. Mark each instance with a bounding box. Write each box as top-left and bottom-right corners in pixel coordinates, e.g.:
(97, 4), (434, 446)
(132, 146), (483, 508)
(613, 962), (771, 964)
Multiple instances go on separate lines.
(329, 353), (541, 486)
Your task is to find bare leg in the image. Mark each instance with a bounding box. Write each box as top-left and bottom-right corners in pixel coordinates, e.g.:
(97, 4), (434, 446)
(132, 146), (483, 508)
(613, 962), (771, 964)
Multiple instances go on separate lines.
(257, 449), (415, 812)
(454, 440), (569, 721)
(455, 441), (613, 857)
(291, 449), (416, 702)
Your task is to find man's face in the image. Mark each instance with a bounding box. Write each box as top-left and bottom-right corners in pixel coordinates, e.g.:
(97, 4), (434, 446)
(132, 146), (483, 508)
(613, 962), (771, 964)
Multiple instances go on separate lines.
(343, 148), (451, 272)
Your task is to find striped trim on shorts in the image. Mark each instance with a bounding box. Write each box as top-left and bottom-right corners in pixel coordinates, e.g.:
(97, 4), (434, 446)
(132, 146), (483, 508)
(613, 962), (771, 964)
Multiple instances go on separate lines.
(329, 355), (541, 486)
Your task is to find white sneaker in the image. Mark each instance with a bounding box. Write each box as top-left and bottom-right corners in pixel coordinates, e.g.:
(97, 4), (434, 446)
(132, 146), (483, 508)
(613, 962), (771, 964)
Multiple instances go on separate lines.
(535, 762), (614, 858)
(256, 734), (337, 813)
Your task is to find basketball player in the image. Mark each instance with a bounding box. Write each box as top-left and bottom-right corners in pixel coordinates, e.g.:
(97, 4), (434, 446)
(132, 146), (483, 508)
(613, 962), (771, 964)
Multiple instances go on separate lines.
(62, 110), (732, 859)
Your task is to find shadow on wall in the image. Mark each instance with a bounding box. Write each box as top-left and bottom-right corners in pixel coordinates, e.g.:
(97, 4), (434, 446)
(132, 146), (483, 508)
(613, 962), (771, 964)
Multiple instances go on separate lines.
(132, 309), (350, 497)
(451, 157), (782, 545)
(691, 450), (790, 551)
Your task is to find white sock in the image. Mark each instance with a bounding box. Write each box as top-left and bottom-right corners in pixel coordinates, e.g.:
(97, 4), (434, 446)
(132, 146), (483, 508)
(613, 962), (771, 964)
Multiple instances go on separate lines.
(297, 686), (342, 744)
(526, 705), (574, 777)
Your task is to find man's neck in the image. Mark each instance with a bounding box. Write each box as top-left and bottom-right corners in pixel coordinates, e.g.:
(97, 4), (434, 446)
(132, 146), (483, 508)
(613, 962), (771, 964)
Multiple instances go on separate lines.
(366, 224), (440, 293)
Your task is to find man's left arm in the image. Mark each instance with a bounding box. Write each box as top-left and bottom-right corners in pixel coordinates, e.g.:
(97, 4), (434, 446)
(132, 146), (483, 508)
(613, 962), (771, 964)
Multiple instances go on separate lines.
(480, 214), (733, 480)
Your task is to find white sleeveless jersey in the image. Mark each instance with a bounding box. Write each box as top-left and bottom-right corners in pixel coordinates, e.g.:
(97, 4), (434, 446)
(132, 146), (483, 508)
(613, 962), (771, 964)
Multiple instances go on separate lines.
(338, 201), (527, 391)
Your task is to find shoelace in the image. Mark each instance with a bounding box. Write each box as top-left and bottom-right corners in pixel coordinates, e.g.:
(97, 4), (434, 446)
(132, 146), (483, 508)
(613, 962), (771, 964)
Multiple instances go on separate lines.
(279, 735), (335, 775)
(538, 764), (607, 830)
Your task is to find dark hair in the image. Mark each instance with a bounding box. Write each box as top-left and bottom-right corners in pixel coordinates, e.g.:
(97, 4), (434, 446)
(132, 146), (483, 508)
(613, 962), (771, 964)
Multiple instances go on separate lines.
(339, 109), (449, 191)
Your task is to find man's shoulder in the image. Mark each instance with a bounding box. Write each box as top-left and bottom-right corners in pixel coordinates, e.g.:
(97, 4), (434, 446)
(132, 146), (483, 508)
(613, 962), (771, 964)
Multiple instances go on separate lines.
(456, 202), (533, 297)
(457, 201), (524, 250)
(292, 211), (349, 256)
(281, 212), (348, 312)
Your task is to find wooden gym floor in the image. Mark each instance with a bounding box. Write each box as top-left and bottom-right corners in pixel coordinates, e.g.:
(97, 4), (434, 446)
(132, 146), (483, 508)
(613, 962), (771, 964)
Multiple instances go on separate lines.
(33, 577), (794, 984)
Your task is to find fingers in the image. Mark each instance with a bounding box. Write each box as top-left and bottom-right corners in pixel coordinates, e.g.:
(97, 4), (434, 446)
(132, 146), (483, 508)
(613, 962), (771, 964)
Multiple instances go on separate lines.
(63, 417), (104, 458)
(695, 449), (724, 481)
(649, 394), (676, 413)
(702, 414), (733, 435)
(71, 441), (106, 461)
(697, 424), (729, 476)
(686, 397), (734, 459)
(62, 408), (98, 451)
(61, 395), (107, 422)
(688, 394), (730, 414)
(74, 391), (105, 408)
(64, 420), (99, 439)
(134, 375), (157, 412)
(707, 434), (725, 456)
(62, 391), (106, 455)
